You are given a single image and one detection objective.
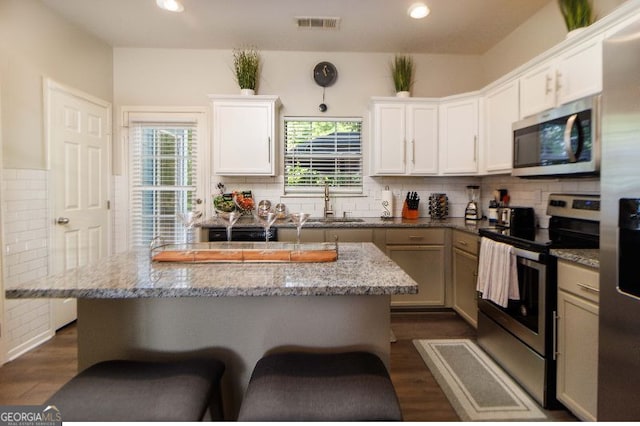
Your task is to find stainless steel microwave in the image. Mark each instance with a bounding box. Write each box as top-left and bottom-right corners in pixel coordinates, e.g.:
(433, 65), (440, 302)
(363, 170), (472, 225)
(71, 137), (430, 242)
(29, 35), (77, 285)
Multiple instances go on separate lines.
(512, 96), (600, 177)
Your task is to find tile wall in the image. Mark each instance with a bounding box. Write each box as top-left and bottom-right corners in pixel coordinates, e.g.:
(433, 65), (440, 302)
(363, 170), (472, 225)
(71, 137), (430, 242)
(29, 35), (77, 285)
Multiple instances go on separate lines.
(2, 169), (52, 360)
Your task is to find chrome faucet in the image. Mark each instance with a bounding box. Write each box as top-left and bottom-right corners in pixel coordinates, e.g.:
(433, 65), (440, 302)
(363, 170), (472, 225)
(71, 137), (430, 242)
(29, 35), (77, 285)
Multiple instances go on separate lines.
(324, 182), (334, 218)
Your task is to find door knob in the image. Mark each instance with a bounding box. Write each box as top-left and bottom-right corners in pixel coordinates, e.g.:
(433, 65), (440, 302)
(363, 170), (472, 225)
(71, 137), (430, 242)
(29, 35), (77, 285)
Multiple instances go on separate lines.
(56, 217), (70, 224)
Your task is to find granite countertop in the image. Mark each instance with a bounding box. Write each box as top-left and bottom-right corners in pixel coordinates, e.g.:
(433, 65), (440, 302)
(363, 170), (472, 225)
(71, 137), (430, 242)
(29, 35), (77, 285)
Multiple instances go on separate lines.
(5, 243), (418, 299)
(551, 249), (600, 269)
(201, 216), (487, 234)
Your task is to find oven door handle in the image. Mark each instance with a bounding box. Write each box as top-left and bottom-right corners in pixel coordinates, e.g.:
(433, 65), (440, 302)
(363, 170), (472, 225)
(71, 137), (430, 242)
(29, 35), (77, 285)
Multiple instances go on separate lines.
(513, 247), (541, 262)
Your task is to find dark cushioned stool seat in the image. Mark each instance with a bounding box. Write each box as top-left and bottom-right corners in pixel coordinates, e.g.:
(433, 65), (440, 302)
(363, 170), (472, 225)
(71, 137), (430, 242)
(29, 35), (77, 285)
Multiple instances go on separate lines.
(237, 351), (402, 421)
(46, 358), (225, 422)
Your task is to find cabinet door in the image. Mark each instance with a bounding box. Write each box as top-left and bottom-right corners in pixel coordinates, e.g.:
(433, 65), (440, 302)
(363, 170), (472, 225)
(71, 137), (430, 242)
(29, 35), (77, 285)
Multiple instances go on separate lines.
(439, 97), (478, 174)
(277, 228), (325, 243)
(388, 245), (445, 307)
(484, 80), (519, 173)
(519, 60), (556, 118)
(371, 103), (407, 174)
(453, 248), (478, 328)
(557, 290), (599, 421)
(556, 36), (603, 106)
(407, 103), (438, 174)
(213, 100), (274, 175)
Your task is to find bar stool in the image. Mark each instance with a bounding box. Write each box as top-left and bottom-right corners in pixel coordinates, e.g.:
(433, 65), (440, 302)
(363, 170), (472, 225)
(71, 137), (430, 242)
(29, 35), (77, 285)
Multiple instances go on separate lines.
(237, 351), (402, 421)
(46, 358), (225, 421)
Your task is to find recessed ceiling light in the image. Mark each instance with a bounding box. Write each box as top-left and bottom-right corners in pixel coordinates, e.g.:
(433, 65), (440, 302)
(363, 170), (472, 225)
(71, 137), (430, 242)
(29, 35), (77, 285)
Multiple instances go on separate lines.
(156, 0), (184, 12)
(408, 3), (430, 19)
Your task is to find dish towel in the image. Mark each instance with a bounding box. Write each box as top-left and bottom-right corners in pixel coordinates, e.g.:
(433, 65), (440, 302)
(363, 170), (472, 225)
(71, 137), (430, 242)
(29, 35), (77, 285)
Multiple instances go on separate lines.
(476, 237), (519, 308)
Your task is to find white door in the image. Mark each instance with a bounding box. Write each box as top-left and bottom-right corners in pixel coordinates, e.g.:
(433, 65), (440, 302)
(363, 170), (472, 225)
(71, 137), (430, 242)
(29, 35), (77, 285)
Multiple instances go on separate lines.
(47, 81), (111, 330)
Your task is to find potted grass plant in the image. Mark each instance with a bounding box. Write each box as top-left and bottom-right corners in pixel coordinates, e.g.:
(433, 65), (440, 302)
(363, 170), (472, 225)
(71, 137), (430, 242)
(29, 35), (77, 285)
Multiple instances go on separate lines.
(558, 0), (594, 36)
(233, 47), (260, 95)
(391, 55), (414, 97)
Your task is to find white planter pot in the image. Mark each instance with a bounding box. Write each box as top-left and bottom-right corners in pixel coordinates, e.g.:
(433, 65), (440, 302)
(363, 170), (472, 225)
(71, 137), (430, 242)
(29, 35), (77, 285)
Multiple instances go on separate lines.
(396, 91), (411, 98)
(566, 27), (587, 39)
(240, 88), (256, 96)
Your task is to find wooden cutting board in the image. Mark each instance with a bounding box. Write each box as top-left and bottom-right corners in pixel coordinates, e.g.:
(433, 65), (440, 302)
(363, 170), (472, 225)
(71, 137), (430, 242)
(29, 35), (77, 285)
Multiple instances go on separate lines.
(152, 248), (337, 263)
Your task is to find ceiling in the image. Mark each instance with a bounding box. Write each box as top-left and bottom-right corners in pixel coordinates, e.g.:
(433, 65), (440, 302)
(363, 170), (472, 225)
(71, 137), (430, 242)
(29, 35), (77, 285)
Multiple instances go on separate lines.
(40, 0), (552, 55)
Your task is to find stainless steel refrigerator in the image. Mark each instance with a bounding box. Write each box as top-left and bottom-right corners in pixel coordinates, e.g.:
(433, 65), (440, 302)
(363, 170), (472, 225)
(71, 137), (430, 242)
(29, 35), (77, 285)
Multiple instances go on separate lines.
(600, 16), (640, 421)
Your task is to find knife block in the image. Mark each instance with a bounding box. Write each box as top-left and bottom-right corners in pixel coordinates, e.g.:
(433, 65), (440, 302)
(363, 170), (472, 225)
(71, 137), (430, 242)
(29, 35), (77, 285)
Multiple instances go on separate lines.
(402, 201), (419, 219)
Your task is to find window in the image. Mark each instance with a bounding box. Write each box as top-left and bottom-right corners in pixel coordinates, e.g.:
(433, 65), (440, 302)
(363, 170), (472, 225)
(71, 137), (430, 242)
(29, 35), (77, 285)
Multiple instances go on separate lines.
(127, 111), (206, 247)
(284, 117), (362, 194)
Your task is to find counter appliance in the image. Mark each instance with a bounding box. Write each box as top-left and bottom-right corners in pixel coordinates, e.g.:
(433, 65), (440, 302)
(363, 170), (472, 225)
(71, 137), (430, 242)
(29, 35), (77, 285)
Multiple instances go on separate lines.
(599, 17), (640, 421)
(478, 194), (599, 408)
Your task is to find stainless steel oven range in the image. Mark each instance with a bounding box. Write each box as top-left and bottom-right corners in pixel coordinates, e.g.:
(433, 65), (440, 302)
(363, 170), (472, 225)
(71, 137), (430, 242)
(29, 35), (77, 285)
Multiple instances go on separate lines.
(477, 193), (599, 408)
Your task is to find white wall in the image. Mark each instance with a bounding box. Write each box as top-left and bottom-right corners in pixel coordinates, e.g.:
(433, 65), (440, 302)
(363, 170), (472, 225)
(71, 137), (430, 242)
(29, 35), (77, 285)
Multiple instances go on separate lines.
(0, 0), (113, 360)
(0, 0), (113, 170)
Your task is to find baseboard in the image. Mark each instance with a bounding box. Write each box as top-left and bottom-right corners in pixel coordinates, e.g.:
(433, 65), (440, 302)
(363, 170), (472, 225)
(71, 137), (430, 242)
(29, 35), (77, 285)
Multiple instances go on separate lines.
(7, 329), (54, 361)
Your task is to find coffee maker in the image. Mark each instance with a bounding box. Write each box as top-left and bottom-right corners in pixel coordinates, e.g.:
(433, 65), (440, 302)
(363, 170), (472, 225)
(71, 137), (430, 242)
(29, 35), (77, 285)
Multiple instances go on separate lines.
(465, 185), (481, 220)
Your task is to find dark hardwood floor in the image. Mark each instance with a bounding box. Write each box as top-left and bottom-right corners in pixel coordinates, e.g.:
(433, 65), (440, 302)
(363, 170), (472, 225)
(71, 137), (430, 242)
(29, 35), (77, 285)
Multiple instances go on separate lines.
(0, 311), (576, 421)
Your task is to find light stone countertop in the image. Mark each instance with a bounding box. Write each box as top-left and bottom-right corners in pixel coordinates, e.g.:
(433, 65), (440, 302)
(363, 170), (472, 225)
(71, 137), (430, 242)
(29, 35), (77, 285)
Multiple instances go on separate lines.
(5, 243), (418, 299)
(551, 248), (600, 269)
(201, 216), (488, 234)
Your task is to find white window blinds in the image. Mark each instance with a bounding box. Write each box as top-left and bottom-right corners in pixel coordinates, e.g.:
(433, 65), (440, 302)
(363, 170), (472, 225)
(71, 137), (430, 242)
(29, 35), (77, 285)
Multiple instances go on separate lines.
(284, 118), (363, 194)
(129, 120), (200, 247)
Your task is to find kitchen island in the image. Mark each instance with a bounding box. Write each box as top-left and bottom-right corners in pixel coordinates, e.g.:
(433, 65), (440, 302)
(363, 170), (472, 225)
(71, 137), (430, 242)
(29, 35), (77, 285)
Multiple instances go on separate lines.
(5, 242), (417, 418)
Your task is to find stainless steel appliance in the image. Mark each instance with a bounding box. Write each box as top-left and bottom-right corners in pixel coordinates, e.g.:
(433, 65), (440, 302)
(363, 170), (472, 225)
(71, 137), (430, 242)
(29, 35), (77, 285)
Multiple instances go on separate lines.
(464, 185), (481, 220)
(478, 194), (600, 408)
(207, 226), (277, 242)
(599, 18), (640, 421)
(496, 206), (535, 229)
(512, 96), (600, 177)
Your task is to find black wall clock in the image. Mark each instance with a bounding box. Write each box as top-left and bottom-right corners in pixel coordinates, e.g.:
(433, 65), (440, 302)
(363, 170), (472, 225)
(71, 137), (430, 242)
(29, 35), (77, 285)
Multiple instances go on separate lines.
(313, 62), (338, 87)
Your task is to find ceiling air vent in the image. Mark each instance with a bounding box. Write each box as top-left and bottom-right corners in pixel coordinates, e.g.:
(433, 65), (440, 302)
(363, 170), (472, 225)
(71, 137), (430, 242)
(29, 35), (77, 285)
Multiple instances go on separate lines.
(295, 16), (341, 30)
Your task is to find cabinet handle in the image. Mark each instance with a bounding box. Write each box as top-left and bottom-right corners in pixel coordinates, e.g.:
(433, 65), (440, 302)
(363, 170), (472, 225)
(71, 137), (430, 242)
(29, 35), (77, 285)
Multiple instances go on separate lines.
(576, 282), (599, 293)
(457, 240), (468, 246)
(412, 139), (415, 164)
(473, 136), (477, 162)
(545, 74), (553, 94)
(408, 235), (424, 241)
(553, 310), (559, 360)
(268, 137), (271, 163)
(555, 70), (562, 93)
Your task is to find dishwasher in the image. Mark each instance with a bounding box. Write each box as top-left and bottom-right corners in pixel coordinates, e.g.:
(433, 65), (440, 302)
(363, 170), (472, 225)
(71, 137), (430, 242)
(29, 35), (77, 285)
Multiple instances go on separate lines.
(206, 226), (278, 242)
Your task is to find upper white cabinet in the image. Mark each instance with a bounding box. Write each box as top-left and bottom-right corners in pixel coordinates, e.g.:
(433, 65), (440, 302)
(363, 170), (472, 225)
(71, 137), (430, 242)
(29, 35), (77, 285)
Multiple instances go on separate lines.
(370, 98), (438, 175)
(483, 79), (519, 174)
(210, 95), (280, 175)
(520, 36), (602, 118)
(439, 95), (479, 174)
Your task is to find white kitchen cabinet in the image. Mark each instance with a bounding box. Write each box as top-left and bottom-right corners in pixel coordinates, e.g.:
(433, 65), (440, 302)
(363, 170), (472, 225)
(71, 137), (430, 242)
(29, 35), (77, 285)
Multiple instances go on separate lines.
(386, 228), (446, 307)
(370, 98), (438, 175)
(483, 80), (519, 174)
(452, 230), (479, 328)
(210, 95), (280, 175)
(556, 259), (599, 422)
(439, 95), (479, 174)
(520, 37), (602, 118)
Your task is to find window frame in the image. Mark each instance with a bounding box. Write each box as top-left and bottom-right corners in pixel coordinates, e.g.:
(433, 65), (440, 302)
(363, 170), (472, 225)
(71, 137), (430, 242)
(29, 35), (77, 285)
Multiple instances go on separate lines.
(283, 116), (363, 195)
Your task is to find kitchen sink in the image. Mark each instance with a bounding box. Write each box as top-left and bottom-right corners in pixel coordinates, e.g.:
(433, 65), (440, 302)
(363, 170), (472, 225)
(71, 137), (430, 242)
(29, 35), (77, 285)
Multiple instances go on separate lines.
(307, 217), (365, 223)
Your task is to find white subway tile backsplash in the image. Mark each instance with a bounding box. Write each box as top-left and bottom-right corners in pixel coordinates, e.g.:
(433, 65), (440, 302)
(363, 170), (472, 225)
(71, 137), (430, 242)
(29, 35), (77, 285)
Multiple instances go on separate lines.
(2, 169), (51, 356)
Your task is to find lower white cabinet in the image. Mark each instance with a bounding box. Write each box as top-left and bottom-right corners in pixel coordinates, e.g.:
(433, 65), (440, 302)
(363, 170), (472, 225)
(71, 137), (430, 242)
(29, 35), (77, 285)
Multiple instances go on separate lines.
(386, 229), (446, 307)
(556, 259), (599, 421)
